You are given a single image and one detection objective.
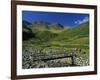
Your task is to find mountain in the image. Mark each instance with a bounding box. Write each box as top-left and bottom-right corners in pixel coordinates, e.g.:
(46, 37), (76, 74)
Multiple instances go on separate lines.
(31, 21), (63, 32)
(33, 21), (50, 26)
(48, 23), (64, 30)
(30, 21), (49, 32)
(22, 20), (31, 28)
(60, 22), (89, 37)
(50, 22), (89, 47)
(22, 20), (35, 40)
(22, 20), (89, 48)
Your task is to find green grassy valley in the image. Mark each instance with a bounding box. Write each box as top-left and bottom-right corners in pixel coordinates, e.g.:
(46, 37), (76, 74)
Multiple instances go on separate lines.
(23, 21), (89, 48)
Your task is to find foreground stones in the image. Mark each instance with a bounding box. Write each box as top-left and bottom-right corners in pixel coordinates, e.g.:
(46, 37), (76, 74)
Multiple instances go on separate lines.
(22, 47), (89, 69)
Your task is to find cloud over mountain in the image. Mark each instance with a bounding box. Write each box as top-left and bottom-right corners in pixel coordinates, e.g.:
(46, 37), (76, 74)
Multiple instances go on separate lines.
(75, 17), (89, 25)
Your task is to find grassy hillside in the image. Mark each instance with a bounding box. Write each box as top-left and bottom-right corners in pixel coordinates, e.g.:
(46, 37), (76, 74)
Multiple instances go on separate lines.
(47, 22), (89, 48)
(23, 21), (89, 48)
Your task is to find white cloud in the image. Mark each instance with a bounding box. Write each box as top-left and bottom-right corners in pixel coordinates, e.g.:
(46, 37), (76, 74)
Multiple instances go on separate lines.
(74, 21), (78, 24)
(75, 17), (89, 25)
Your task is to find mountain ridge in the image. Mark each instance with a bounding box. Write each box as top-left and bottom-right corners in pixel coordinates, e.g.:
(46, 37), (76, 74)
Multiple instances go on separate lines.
(22, 20), (89, 48)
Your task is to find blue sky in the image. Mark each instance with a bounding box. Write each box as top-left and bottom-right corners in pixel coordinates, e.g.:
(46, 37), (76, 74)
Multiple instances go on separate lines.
(22, 11), (89, 26)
